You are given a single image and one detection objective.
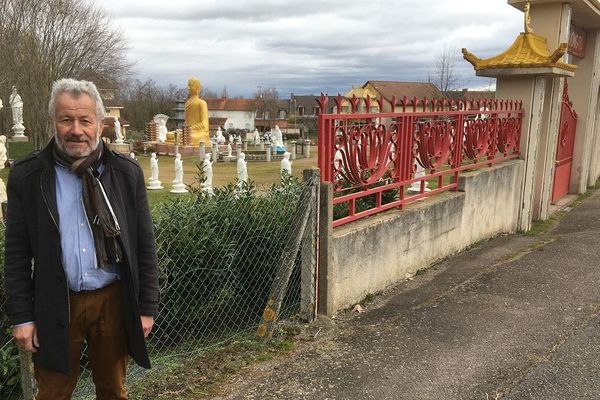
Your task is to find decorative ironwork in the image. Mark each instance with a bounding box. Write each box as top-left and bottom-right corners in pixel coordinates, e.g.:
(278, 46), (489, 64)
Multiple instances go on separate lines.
(317, 94), (524, 227)
(414, 119), (454, 170)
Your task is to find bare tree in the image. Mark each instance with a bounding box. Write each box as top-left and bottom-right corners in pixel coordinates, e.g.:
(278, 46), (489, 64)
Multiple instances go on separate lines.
(255, 86), (280, 121)
(428, 47), (461, 92)
(120, 79), (186, 133)
(0, 0), (131, 148)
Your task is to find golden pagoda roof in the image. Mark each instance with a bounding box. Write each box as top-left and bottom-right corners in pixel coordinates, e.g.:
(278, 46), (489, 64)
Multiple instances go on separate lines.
(462, 2), (577, 74)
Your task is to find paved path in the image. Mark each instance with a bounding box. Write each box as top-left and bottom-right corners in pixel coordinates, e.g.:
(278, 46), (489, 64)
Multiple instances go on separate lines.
(216, 190), (600, 399)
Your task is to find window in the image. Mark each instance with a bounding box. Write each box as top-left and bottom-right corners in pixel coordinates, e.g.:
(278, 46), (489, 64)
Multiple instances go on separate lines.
(298, 106), (305, 116)
(313, 107), (320, 116)
(279, 110), (287, 119)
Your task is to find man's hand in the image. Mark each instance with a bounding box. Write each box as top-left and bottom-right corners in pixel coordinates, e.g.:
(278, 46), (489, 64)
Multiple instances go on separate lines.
(12, 323), (38, 353)
(140, 315), (154, 338)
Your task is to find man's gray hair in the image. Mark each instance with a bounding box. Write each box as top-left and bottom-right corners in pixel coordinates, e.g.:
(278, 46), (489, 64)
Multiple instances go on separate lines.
(48, 78), (106, 122)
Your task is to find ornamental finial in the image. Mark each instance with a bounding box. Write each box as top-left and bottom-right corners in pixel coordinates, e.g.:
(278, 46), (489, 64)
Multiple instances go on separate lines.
(524, 2), (533, 34)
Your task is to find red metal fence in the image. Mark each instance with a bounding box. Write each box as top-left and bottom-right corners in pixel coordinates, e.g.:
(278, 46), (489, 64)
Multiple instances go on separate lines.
(317, 95), (523, 227)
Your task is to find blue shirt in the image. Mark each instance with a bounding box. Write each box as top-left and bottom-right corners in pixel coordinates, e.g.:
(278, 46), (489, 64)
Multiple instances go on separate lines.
(55, 163), (119, 291)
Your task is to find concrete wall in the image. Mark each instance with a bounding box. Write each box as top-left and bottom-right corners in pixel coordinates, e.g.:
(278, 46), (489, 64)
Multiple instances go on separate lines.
(320, 160), (523, 315)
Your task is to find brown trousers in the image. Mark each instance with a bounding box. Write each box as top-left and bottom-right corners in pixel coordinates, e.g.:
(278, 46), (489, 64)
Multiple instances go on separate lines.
(34, 280), (129, 400)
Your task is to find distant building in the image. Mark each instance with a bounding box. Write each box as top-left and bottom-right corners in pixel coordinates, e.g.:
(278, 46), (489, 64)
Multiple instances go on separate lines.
(445, 88), (496, 102)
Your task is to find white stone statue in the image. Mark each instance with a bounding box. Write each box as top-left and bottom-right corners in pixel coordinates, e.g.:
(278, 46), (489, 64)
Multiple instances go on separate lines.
(202, 153), (214, 195)
(171, 153), (188, 193)
(147, 152), (164, 190)
(154, 114), (169, 143)
(9, 86), (25, 136)
(0, 178), (6, 217)
(173, 153), (183, 184)
(408, 161), (430, 193)
(216, 127), (225, 144)
(0, 135), (7, 169)
(237, 152), (248, 186)
(280, 151), (292, 177)
(227, 143), (232, 157)
(0, 98), (3, 112)
(228, 132), (233, 144)
(114, 117), (124, 143)
(129, 152), (136, 160)
(253, 128), (261, 145)
(272, 125), (284, 149)
(149, 153), (159, 181)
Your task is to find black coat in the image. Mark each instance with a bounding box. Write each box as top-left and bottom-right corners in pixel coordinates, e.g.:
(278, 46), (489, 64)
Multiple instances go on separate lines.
(4, 140), (160, 375)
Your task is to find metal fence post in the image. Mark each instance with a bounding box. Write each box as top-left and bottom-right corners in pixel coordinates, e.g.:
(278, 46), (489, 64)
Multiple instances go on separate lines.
(257, 172), (317, 340)
(300, 168), (320, 322)
(19, 351), (36, 399)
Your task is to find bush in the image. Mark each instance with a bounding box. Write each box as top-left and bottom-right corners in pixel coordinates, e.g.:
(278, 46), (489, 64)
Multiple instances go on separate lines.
(152, 172), (304, 346)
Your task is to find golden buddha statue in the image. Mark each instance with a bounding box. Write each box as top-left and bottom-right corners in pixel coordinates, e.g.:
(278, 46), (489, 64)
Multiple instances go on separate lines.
(167, 77), (210, 146)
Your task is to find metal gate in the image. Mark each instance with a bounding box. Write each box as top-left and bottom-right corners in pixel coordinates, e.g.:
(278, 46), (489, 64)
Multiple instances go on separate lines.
(552, 81), (578, 203)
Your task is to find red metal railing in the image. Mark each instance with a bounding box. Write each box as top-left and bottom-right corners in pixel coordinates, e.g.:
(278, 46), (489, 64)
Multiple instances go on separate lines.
(317, 94), (523, 227)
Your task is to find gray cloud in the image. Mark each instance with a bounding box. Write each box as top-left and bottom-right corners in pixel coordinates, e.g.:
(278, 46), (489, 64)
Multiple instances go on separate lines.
(96, 0), (524, 96)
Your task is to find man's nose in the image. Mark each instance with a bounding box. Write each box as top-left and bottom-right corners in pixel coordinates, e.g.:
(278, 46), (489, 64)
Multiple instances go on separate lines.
(71, 120), (84, 135)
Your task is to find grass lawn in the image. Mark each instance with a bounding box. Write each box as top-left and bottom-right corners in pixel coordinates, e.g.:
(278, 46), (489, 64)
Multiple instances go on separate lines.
(0, 141), (319, 208)
(142, 147), (318, 207)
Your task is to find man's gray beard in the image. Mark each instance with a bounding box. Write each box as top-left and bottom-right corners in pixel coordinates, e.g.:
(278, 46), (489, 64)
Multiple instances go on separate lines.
(54, 128), (101, 158)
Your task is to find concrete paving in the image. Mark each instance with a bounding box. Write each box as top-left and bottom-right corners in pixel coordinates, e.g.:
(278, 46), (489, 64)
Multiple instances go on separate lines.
(216, 189), (600, 400)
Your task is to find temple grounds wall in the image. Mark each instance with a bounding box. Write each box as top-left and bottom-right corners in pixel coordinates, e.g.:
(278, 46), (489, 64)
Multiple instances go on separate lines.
(319, 160), (524, 316)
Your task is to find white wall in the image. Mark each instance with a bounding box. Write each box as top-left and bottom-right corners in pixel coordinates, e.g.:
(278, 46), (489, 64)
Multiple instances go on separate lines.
(320, 160), (524, 315)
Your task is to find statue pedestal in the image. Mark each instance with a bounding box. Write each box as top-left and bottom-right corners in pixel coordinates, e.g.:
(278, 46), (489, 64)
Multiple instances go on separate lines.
(108, 143), (130, 154)
(147, 180), (164, 190)
(223, 155), (236, 163)
(9, 135), (28, 142)
(170, 182), (188, 194)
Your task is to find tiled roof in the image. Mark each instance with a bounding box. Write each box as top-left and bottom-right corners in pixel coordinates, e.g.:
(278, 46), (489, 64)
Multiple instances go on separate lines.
(462, 32), (577, 73)
(364, 81), (444, 101)
(445, 90), (496, 101)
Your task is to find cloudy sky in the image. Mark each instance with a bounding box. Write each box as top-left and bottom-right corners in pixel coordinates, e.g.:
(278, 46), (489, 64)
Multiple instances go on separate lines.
(94, 0), (524, 97)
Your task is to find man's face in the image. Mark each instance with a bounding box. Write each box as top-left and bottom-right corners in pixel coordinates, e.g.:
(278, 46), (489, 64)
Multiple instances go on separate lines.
(54, 92), (102, 158)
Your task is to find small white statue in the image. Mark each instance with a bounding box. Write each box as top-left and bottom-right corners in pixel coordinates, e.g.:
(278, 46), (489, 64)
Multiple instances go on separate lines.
(227, 143), (232, 157)
(9, 86), (25, 136)
(216, 127), (225, 144)
(114, 117), (124, 143)
(170, 153), (188, 193)
(253, 128), (261, 145)
(202, 154), (214, 195)
(9, 86), (23, 126)
(147, 153), (163, 190)
(154, 114), (169, 143)
(280, 151), (292, 177)
(0, 98), (3, 112)
(129, 152), (136, 160)
(149, 153), (159, 182)
(228, 132), (233, 144)
(0, 135), (7, 169)
(272, 125), (284, 148)
(173, 153), (183, 184)
(0, 178), (6, 217)
(237, 152), (248, 186)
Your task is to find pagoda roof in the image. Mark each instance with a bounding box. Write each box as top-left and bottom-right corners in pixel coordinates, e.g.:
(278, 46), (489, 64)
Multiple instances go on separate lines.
(462, 2), (577, 77)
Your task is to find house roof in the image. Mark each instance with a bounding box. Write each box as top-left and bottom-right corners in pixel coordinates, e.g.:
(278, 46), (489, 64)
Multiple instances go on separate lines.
(364, 81), (444, 101)
(445, 90), (496, 101)
(206, 98), (257, 111)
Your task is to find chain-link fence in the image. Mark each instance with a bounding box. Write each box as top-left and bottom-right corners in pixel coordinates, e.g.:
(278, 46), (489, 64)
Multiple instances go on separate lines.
(0, 170), (319, 399)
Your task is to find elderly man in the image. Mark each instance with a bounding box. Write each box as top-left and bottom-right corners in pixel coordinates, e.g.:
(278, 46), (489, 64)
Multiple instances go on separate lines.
(4, 78), (159, 399)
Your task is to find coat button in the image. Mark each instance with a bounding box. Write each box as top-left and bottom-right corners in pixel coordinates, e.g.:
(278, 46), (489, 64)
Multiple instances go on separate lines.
(58, 322), (65, 328)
